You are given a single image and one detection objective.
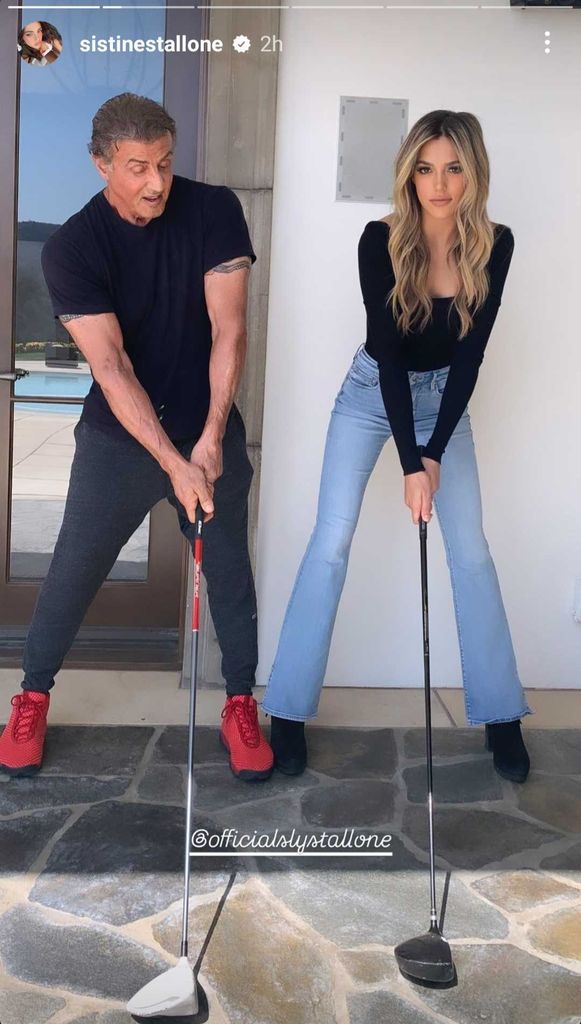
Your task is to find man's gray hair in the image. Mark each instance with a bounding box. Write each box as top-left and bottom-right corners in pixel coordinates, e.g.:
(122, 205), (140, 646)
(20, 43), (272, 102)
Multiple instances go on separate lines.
(88, 93), (176, 162)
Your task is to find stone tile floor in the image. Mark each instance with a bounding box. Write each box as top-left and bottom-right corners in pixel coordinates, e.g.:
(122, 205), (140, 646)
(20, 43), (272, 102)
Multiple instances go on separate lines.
(1, 724), (581, 1024)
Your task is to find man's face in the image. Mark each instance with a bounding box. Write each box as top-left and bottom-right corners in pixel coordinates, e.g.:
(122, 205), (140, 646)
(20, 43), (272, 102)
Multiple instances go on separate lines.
(93, 133), (174, 226)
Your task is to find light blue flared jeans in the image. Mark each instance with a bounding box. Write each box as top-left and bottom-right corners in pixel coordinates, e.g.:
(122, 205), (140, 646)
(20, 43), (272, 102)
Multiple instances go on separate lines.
(262, 345), (533, 727)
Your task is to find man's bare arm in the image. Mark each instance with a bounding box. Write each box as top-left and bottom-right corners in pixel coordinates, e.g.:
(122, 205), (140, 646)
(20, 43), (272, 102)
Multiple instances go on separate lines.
(202, 255), (252, 443)
(58, 312), (184, 475)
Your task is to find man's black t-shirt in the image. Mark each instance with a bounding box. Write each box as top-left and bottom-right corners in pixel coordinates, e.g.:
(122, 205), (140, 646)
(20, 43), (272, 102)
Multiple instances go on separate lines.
(41, 174), (257, 443)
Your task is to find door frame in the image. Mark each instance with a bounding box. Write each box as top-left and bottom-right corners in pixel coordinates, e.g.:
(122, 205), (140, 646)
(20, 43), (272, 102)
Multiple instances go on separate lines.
(0, 2), (206, 666)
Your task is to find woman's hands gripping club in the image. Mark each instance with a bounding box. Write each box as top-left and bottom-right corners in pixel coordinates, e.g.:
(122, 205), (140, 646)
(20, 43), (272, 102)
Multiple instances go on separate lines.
(404, 455), (440, 525)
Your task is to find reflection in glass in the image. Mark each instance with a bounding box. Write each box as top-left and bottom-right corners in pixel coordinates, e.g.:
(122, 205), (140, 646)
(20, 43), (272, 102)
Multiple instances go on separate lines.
(10, 407), (150, 581)
(12, 0), (164, 581)
(14, 365), (92, 405)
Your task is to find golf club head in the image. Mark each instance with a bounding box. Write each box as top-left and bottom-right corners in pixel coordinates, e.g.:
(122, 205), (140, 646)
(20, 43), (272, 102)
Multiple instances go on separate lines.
(127, 957), (199, 1017)
(394, 930), (455, 985)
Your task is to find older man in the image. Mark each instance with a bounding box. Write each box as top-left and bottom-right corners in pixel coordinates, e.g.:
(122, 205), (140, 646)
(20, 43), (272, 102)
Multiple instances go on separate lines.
(0, 92), (273, 781)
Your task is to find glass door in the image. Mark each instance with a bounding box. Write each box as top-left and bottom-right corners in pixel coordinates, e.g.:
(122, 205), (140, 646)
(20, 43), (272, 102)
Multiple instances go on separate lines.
(0, 1), (203, 665)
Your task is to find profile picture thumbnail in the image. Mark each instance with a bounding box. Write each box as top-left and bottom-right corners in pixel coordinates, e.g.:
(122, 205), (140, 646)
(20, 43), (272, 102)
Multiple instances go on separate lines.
(18, 21), (63, 66)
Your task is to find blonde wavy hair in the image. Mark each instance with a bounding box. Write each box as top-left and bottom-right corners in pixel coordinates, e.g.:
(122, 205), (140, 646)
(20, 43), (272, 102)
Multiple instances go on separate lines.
(387, 110), (501, 340)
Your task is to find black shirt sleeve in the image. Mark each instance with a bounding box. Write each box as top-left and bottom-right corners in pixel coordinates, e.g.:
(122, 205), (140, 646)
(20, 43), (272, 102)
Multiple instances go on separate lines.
(422, 226), (515, 463)
(358, 222), (424, 475)
(202, 185), (257, 274)
(41, 229), (114, 320)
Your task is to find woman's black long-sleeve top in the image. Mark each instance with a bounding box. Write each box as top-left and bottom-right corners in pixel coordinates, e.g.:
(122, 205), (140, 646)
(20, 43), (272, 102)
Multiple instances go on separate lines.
(358, 220), (515, 475)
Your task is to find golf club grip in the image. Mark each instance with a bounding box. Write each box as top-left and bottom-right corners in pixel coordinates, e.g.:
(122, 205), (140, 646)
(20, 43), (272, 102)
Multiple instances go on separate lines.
(192, 506), (204, 632)
(420, 519), (428, 655)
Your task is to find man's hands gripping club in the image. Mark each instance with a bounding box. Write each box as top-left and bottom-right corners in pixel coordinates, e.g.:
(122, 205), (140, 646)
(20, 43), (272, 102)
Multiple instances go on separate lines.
(168, 430), (223, 525)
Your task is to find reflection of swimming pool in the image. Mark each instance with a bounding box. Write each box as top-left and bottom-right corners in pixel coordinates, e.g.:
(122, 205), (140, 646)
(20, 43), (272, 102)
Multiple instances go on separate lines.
(14, 370), (92, 415)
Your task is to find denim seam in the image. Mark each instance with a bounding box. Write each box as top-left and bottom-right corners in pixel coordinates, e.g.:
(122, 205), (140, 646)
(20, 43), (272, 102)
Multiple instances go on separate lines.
(350, 374), (378, 389)
(434, 495), (532, 726)
(264, 516), (332, 716)
(350, 364), (379, 389)
(265, 528), (317, 695)
(354, 348), (380, 388)
(433, 497), (473, 723)
(265, 389), (379, 717)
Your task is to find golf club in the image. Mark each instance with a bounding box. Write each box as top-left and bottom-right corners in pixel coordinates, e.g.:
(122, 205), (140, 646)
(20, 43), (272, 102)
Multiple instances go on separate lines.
(394, 517), (456, 985)
(127, 503), (207, 1018)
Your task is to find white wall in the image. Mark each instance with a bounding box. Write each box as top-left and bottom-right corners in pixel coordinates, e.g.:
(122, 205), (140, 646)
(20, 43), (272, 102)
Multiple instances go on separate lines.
(256, 5), (581, 693)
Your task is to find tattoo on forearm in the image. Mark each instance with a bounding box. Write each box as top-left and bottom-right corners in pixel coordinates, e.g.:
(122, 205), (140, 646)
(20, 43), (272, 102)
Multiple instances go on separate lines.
(207, 257), (252, 275)
(59, 314), (86, 323)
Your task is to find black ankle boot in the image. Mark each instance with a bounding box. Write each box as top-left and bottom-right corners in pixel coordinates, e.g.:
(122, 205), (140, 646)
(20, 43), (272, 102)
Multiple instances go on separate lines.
(269, 716), (307, 775)
(485, 720), (530, 783)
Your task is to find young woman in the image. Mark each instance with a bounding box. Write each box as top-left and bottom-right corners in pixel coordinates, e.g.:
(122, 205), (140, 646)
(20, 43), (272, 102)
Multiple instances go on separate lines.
(262, 109), (533, 784)
(18, 21), (63, 65)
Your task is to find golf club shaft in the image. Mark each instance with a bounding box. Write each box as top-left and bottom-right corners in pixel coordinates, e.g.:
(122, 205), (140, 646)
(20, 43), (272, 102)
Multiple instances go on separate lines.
(420, 519), (438, 929)
(181, 505), (204, 958)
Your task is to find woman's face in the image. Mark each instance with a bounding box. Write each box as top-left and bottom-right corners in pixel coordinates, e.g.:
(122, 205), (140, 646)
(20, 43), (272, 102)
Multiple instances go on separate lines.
(412, 136), (466, 224)
(22, 21), (44, 51)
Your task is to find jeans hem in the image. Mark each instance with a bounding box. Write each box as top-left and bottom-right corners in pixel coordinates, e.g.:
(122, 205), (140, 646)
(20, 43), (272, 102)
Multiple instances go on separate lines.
(259, 702), (317, 723)
(467, 706), (535, 727)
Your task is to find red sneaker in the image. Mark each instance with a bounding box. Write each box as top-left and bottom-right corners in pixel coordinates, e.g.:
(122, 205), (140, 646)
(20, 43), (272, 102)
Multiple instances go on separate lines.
(0, 690), (50, 777)
(220, 695), (273, 781)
